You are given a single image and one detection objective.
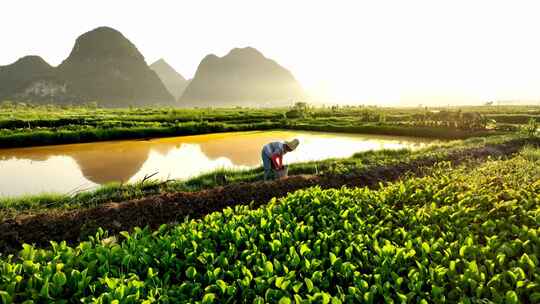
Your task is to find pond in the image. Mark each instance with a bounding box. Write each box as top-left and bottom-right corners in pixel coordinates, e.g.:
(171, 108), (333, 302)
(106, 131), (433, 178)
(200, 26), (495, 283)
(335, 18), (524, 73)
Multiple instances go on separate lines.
(0, 130), (434, 197)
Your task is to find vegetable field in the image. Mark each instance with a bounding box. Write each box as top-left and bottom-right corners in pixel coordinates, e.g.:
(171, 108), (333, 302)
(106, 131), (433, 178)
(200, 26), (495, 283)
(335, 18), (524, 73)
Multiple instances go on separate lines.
(1, 147), (539, 303)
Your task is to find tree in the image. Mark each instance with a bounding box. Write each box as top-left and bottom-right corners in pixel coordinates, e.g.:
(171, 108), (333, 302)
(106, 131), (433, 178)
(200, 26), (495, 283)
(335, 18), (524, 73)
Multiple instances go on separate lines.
(285, 102), (311, 119)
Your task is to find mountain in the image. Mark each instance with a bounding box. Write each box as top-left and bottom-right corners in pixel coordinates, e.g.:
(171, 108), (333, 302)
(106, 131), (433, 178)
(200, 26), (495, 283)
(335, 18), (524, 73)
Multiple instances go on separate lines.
(0, 56), (60, 101)
(150, 59), (189, 100)
(55, 27), (174, 106)
(180, 47), (304, 107)
(0, 27), (175, 106)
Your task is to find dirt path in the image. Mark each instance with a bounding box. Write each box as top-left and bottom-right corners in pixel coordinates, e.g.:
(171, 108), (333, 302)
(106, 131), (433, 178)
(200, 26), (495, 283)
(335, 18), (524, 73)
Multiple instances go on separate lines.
(0, 138), (535, 253)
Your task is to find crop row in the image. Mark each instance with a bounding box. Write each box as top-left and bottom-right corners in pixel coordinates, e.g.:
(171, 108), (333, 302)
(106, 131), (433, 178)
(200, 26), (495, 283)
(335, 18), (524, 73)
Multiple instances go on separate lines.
(1, 148), (539, 303)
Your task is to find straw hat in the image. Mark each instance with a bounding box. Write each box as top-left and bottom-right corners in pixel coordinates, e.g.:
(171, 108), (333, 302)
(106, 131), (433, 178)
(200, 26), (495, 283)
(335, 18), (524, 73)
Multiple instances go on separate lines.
(285, 138), (299, 151)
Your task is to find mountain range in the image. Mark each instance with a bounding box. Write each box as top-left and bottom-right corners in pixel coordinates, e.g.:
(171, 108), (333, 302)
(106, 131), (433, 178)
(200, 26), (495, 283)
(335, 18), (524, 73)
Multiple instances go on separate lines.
(0, 26), (304, 107)
(181, 47), (304, 107)
(0, 27), (174, 106)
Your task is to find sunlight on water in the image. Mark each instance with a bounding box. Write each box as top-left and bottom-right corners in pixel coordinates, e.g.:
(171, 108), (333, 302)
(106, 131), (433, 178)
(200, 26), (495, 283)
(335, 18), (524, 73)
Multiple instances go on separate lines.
(0, 156), (98, 197)
(128, 144), (246, 183)
(0, 131), (432, 197)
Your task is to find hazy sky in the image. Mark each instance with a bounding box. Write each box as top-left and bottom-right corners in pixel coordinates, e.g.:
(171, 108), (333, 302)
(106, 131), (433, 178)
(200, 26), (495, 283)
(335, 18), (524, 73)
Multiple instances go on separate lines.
(2, 0), (540, 105)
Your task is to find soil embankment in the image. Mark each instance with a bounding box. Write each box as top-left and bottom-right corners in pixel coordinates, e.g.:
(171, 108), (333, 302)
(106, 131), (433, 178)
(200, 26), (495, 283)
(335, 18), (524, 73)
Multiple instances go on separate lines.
(0, 138), (535, 253)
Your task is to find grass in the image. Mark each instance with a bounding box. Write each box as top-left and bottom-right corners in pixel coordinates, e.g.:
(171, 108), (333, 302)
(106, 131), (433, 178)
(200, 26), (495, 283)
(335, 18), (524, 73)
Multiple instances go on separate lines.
(286, 122), (500, 139)
(0, 121), (282, 148)
(0, 121), (500, 148)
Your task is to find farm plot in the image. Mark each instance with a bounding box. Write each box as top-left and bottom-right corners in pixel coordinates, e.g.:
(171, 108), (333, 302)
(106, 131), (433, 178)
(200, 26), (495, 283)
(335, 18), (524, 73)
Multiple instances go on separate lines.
(0, 147), (539, 303)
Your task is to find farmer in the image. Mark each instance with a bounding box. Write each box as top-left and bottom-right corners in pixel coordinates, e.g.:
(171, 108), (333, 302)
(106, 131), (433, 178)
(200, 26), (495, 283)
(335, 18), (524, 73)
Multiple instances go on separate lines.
(261, 138), (299, 180)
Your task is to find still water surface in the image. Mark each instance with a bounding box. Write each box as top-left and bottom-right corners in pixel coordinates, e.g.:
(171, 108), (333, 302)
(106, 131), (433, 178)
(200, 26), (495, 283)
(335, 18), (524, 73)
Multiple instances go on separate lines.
(0, 131), (433, 197)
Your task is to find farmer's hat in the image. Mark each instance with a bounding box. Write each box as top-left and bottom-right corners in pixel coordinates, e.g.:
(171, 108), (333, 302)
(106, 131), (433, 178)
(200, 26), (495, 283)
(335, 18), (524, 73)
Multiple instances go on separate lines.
(285, 138), (299, 151)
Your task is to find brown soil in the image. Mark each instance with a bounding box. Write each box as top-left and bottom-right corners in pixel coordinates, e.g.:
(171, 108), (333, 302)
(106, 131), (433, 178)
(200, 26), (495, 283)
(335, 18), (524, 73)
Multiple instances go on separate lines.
(0, 138), (535, 253)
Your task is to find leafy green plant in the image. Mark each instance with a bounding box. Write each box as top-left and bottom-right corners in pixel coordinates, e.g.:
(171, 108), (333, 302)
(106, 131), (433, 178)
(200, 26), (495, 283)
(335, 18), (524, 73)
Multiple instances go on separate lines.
(522, 117), (538, 137)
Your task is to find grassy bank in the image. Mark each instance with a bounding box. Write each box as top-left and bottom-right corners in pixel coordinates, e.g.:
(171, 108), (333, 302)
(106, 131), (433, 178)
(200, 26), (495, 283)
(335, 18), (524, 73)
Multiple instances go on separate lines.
(0, 121), (281, 148)
(286, 122), (500, 139)
(0, 134), (530, 221)
(0, 122), (500, 148)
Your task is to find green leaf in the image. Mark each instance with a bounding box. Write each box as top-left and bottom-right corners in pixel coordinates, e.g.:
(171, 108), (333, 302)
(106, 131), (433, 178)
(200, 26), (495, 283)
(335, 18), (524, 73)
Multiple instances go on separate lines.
(186, 266), (197, 279)
(264, 261), (274, 274)
(40, 282), (50, 299)
(305, 278), (314, 292)
(460, 245), (469, 257)
(321, 292), (331, 304)
(505, 290), (518, 304)
(382, 244), (395, 255)
(213, 267), (222, 278)
(279, 297), (291, 304)
(431, 285), (443, 298)
(422, 242), (430, 254)
(293, 282), (303, 293)
(449, 260), (456, 272)
(202, 293), (216, 304)
(359, 280), (369, 291)
(122, 254), (131, 266)
(291, 254), (301, 267)
(147, 267), (155, 278)
(468, 260), (478, 274)
(275, 277), (285, 289)
(397, 292), (407, 303)
(330, 252), (337, 265)
(0, 291), (12, 304)
(242, 266), (253, 281)
(300, 244), (311, 256)
(520, 253), (536, 269)
(253, 296), (265, 304)
(216, 280), (227, 294)
(52, 272), (67, 287)
(363, 291), (373, 304)
(331, 297), (342, 304)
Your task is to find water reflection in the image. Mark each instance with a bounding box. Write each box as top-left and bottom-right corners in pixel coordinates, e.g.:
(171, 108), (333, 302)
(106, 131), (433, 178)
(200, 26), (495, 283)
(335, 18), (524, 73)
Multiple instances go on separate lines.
(0, 131), (432, 197)
(128, 144), (243, 183)
(0, 142), (152, 184)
